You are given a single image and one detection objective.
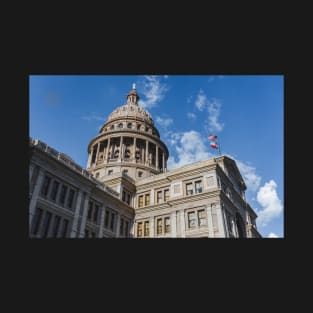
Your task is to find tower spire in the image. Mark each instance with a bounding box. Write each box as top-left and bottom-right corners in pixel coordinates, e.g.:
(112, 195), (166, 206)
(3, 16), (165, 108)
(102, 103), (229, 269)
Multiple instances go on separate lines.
(127, 84), (139, 105)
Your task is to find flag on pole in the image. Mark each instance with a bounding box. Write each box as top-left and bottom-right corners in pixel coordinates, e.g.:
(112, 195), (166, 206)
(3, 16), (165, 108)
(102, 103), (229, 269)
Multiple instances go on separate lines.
(208, 135), (218, 141)
(210, 142), (218, 149)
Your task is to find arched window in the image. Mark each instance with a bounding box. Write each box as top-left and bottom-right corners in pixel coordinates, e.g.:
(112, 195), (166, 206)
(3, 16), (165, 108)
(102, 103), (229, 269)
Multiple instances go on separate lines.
(137, 124), (141, 131)
(118, 123), (123, 129)
(127, 123), (132, 129)
(110, 125), (114, 130)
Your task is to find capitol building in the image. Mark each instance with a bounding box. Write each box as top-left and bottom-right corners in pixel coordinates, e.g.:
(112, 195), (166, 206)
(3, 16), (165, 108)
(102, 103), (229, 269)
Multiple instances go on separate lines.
(29, 85), (262, 238)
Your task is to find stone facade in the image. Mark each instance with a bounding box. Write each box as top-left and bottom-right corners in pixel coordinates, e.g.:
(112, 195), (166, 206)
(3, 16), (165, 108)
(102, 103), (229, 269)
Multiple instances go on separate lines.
(29, 86), (262, 238)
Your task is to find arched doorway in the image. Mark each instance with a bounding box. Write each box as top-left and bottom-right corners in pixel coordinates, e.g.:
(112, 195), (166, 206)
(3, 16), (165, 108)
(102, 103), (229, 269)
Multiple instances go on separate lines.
(236, 213), (246, 238)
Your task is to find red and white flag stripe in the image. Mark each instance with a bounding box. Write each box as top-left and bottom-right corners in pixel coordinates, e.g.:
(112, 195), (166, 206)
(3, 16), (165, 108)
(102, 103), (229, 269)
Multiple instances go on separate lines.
(208, 135), (218, 141)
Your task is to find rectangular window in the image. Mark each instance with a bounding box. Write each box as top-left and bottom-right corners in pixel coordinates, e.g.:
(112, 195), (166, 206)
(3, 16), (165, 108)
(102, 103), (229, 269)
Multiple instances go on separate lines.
(50, 181), (59, 201)
(104, 210), (110, 228)
(61, 219), (69, 238)
(188, 211), (196, 228)
(67, 189), (75, 209)
(145, 194), (150, 206)
(127, 194), (131, 205)
(122, 190), (126, 202)
(138, 195), (143, 208)
(59, 185), (68, 205)
(137, 222), (143, 237)
(51, 215), (61, 238)
(110, 213), (115, 231)
(41, 211), (52, 238)
(206, 176), (214, 186)
(164, 189), (170, 201)
(195, 180), (202, 194)
(198, 209), (207, 226)
(120, 218), (124, 236)
(174, 184), (180, 194)
(41, 176), (51, 196)
(165, 217), (171, 233)
(125, 221), (129, 237)
(157, 218), (163, 235)
(186, 183), (193, 195)
(93, 205), (99, 223)
(108, 170), (113, 175)
(144, 221), (150, 237)
(31, 207), (43, 235)
(87, 201), (93, 220)
(157, 191), (162, 203)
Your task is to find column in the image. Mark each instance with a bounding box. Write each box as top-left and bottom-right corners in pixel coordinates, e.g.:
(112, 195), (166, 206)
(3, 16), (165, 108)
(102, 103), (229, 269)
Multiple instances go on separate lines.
(29, 169), (45, 232)
(29, 164), (34, 184)
(180, 210), (186, 238)
(130, 219), (135, 238)
(98, 206), (105, 238)
(171, 211), (177, 238)
(215, 203), (226, 237)
(150, 217), (154, 237)
(133, 137), (137, 163)
(79, 194), (89, 238)
(105, 137), (111, 161)
(95, 142), (100, 164)
(87, 152), (92, 168)
(162, 152), (165, 173)
(206, 205), (215, 238)
(119, 136), (123, 161)
(222, 208), (230, 237)
(150, 188), (154, 205)
(115, 214), (121, 238)
(145, 140), (149, 165)
(70, 190), (83, 238)
(156, 145), (159, 170)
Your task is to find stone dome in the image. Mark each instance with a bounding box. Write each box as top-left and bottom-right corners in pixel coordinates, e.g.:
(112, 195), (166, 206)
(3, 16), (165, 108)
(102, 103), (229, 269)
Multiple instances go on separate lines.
(107, 104), (154, 125)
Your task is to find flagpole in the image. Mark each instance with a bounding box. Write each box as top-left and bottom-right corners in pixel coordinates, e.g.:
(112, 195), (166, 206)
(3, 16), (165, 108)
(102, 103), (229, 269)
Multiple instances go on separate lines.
(218, 138), (222, 156)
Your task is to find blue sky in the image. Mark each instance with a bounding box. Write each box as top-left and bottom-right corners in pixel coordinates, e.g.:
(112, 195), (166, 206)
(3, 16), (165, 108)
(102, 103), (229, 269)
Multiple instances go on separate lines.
(29, 75), (284, 238)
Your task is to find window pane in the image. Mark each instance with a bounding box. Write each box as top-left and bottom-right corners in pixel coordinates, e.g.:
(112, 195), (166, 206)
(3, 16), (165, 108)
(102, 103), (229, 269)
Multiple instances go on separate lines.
(157, 191), (162, 203)
(51, 181), (59, 201)
(42, 211), (52, 237)
(51, 215), (61, 238)
(188, 212), (196, 228)
(198, 210), (207, 226)
(59, 185), (68, 205)
(157, 219), (163, 235)
(144, 221), (150, 237)
(67, 189), (75, 209)
(61, 219), (69, 238)
(145, 194), (150, 206)
(195, 181), (202, 194)
(164, 189), (169, 201)
(104, 210), (110, 228)
(120, 218), (124, 235)
(110, 213), (115, 231)
(87, 201), (93, 219)
(165, 217), (171, 233)
(137, 222), (143, 237)
(93, 205), (99, 223)
(125, 221), (129, 237)
(138, 195), (143, 207)
(186, 183), (193, 195)
(41, 176), (51, 196)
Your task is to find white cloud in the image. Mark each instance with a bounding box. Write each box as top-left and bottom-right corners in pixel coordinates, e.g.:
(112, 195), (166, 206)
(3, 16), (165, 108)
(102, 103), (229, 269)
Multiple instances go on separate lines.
(195, 89), (206, 111)
(268, 232), (279, 238)
(194, 90), (224, 133)
(187, 112), (197, 121)
(235, 159), (261, 192)
(156, 116), (173, 129)
(138, 75), (169, 108)
(256, 180), (283, 227)
(167, 130), (214, 170)
(164, 75), (168, 79)
(82, 112), (106, 122)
